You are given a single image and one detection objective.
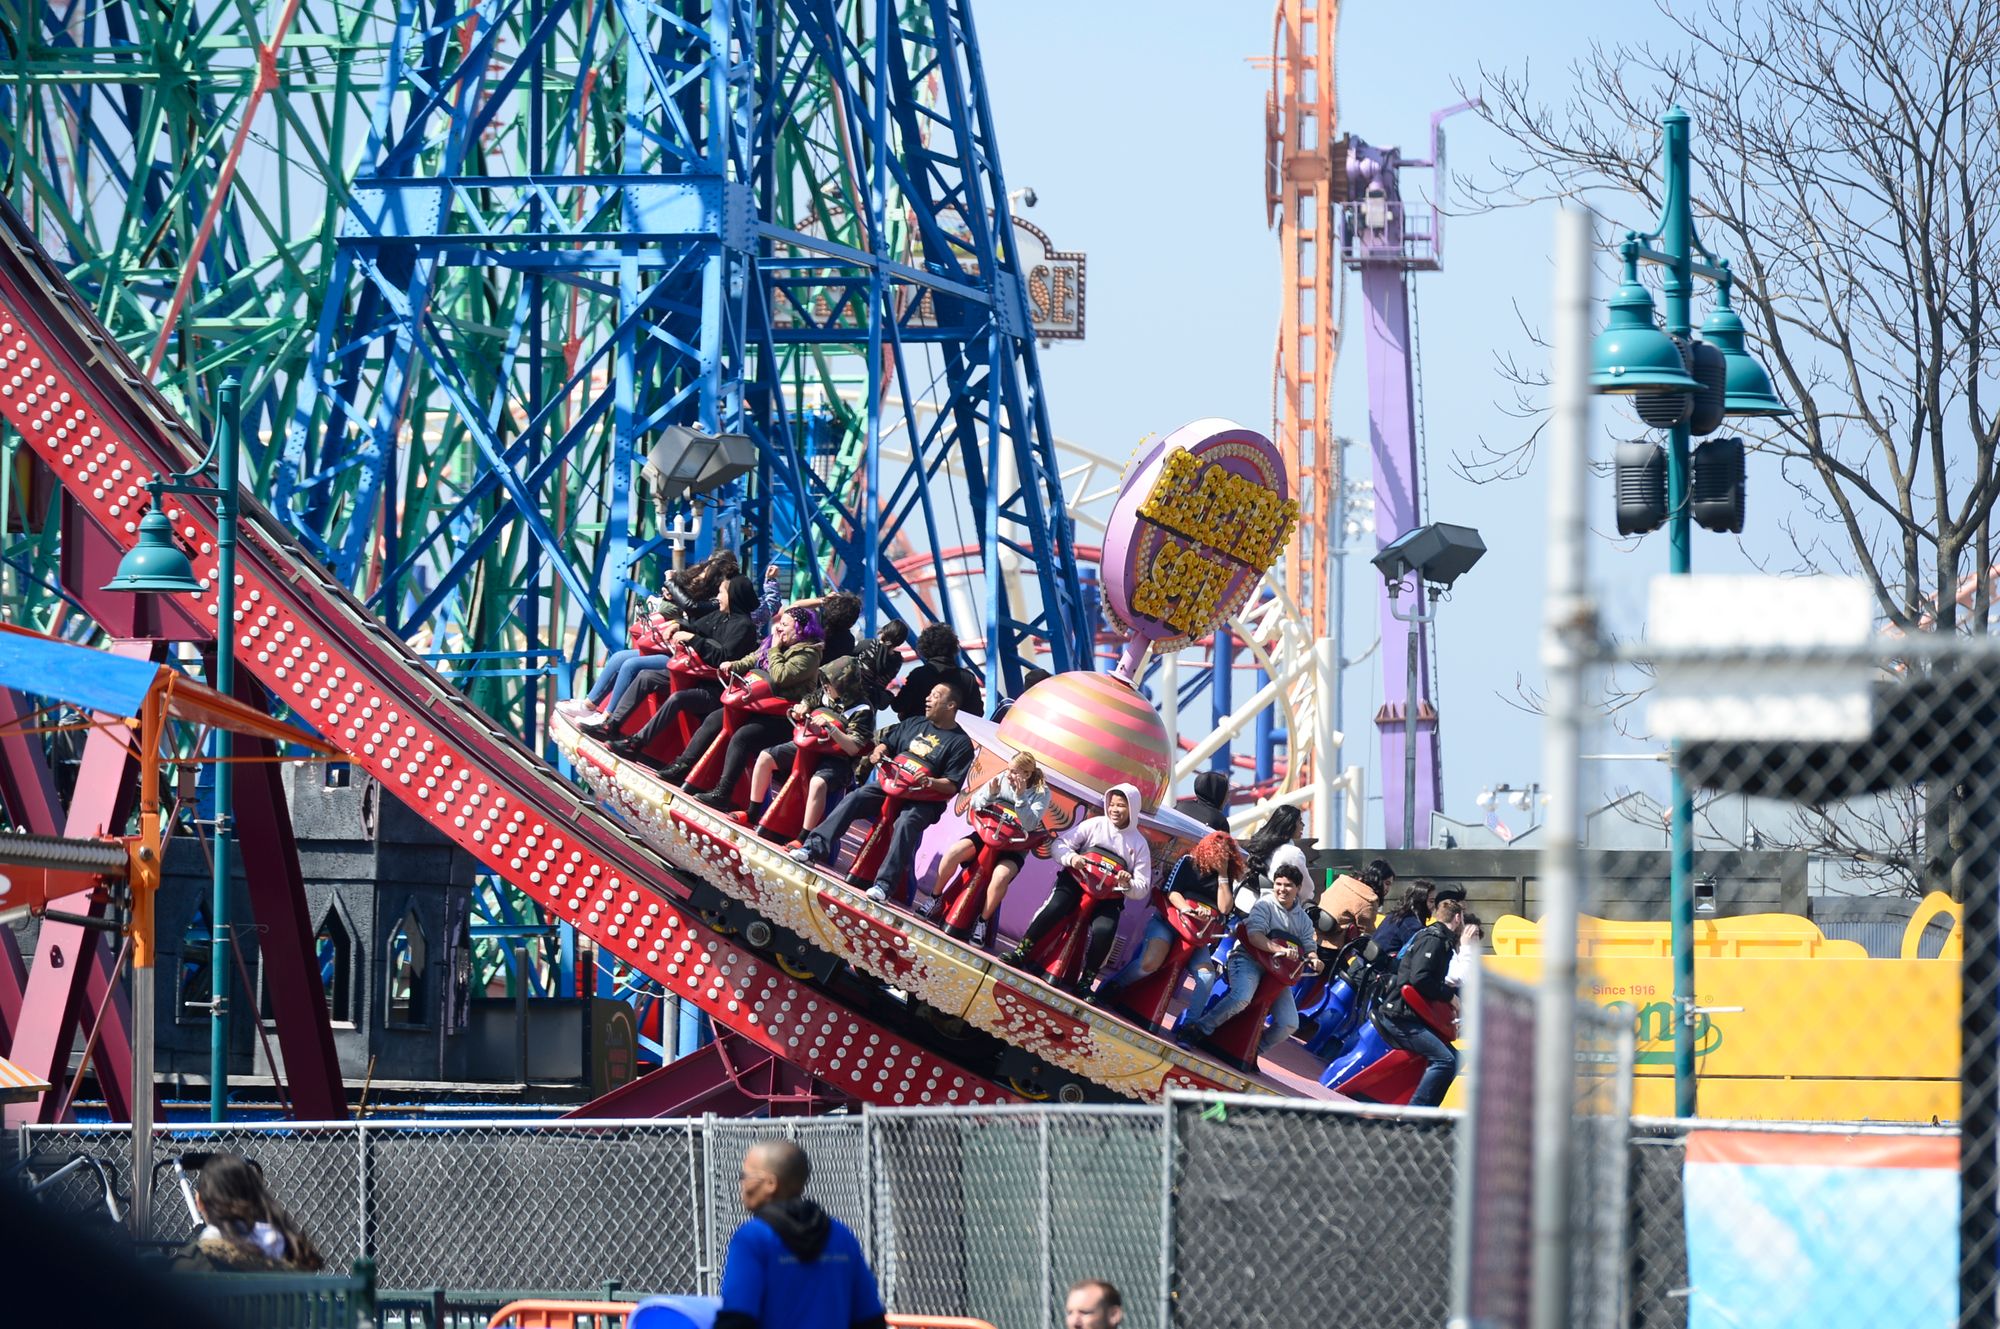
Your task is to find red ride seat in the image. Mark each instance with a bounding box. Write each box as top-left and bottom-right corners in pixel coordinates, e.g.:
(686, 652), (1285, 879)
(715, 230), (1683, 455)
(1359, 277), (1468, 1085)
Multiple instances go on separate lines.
(844, 752), (952, 888)
(756, 705), (852, 842)
(683, 670), (791, 808)
(934, 801), (1049, 935)
(1109, 895), (1228, 1032)
(1201, 922), (1308, 1072)
(626, 643), (720, 765)
(1337, 984), (1460, 1104)
(1020, 847), (1129, 990)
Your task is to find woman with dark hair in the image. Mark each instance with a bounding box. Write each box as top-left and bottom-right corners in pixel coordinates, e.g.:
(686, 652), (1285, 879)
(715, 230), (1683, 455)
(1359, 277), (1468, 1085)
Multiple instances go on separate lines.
(1240, 804), (1304, 882)
(584, 557), (745, 715)
(1371, 879), (1436, 961)
(173, 1155), (324, 1273)
(670, 604), (826, 801)
(595, 574), (760, 740)
(661, 550), (741, 618)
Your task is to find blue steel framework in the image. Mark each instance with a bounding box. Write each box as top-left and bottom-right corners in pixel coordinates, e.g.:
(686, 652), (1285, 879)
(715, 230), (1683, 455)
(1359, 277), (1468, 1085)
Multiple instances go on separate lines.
(278, 0), (1088, 744)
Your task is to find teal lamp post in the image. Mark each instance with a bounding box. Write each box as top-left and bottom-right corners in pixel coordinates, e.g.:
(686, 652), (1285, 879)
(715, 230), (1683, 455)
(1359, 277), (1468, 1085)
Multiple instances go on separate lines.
(1590, 108), (1787, 1118)
(105, 375), (243, 1123)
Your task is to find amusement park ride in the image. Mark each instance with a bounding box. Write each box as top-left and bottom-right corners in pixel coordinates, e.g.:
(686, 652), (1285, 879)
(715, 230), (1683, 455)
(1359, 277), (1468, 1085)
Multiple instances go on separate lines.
(0, 1), (1468, 1119)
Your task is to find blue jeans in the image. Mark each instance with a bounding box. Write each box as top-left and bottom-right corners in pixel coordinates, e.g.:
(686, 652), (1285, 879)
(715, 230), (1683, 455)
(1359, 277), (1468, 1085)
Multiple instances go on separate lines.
(1381, 1014), (1458, 1106)
(589, 649), (670, 707)
(803, 783), (949, 901)
(1102, 912), (1176, 992)
(1186, 946), (1299, 1052)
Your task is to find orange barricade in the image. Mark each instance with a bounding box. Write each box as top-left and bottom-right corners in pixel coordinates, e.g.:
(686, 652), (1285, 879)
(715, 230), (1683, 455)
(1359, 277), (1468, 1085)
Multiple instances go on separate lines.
(487, 1301), (634, 1329)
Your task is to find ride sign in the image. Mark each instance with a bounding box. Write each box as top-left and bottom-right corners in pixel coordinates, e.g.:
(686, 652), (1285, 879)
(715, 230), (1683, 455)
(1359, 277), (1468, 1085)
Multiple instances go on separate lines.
(1102, 419), (1297, 655)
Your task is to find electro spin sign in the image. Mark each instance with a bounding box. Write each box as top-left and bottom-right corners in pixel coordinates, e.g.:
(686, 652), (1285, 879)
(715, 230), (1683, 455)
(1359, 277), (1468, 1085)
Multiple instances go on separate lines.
(1101, 419), (1298, 658)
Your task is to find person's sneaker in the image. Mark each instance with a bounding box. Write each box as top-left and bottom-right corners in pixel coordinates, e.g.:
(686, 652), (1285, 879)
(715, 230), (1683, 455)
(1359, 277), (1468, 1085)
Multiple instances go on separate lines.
(967, 919), (990, 949)
(577, 711), (610, 730)
(997, 943), (1032, 968)
(943, 921), (975, 942)
(866, 885), (890, 904)
(692, 788), (733, 811)
(787, 844), (816, 865)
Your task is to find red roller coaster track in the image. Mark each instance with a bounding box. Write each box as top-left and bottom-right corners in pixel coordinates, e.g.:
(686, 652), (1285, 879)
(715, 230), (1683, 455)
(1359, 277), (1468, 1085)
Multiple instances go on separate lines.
(0, 201), (1011, 1111)
(0, 200), (1301, 1111)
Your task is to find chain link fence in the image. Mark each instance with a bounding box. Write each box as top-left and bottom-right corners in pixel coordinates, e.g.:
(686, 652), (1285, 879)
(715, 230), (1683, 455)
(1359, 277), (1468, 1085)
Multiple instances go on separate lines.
(12, 1102), (1483, 1327)
(1607, 625), (1987, 1327)
(1169, 1095), (1457, 1329)
(868, 1106), (1166, 1329)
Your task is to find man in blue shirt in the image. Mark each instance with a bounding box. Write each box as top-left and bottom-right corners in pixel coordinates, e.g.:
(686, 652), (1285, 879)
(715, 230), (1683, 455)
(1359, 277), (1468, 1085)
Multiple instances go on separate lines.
(717, 1139), (886, 1329)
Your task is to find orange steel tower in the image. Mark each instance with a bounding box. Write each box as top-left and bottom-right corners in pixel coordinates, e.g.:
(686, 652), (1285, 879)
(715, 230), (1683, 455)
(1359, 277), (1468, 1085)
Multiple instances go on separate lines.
(1265, 0), (1342, 643)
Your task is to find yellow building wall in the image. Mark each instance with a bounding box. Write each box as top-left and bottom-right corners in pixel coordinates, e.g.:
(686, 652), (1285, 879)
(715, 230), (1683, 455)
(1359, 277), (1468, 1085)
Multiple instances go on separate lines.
(1441, 903), (1964, 1123)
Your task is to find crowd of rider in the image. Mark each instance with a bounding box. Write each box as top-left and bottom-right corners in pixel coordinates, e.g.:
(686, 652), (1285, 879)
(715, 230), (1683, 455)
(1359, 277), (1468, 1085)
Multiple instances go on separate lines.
(577, 553), (1480, 1093)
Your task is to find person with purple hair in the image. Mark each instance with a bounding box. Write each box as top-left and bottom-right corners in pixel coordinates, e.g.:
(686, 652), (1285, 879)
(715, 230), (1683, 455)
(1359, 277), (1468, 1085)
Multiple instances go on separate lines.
(652, 605), (826, 800)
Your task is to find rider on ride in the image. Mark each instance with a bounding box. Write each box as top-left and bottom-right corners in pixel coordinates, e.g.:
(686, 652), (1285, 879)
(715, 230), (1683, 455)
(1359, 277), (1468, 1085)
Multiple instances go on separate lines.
(788, 682), (976, 904)
(749, 664), (877, 827)
(1176, 846), (1322, 1061)
(653, 606), (825, 792)
(928, 750), (1052, 947)
(585, 573), (758, 736)
(1000, 783), (1152, 994)
(1091, 829), (1242, 1006)
(1374, 896), (1466, 1106)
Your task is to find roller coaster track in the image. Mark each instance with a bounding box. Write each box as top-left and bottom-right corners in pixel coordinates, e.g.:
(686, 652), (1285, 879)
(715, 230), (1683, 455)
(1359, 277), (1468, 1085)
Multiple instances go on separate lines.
(0, 199), (1283, 1108)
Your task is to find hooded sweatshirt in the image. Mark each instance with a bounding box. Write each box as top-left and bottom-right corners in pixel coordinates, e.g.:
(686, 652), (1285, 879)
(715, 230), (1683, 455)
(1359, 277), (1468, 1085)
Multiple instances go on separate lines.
(1177, 770), (1233, 832)
(716, 1197), (886, 1329)
(1052, 782), (1153, 900)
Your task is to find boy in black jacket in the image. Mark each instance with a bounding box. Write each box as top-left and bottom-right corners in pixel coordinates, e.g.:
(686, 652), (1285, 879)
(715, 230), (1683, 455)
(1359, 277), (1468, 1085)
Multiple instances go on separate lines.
(1373, 897), (1466, 1106)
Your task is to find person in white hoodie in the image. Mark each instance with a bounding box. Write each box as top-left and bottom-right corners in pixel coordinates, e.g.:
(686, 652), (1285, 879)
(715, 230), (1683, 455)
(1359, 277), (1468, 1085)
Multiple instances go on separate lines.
(1000, 783), (1151, 993)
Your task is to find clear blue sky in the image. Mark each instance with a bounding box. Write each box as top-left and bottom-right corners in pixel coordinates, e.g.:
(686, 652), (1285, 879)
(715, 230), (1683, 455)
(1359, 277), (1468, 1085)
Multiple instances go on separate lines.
(977, 1), (1790, 842)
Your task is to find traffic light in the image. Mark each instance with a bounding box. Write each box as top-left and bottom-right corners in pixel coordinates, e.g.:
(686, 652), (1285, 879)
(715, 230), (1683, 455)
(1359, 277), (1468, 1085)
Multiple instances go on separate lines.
(1615, 439), (1668, 535)
(1688, 340), (1729, 437)
(1692, 436), (1746, 533)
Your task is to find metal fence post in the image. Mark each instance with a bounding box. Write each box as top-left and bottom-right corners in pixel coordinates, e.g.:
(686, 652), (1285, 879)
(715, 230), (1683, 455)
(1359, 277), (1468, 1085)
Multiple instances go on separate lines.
(1038, 1111), (1052, 1329)
(1531, 201), (1595, 1329)
(698, 1116), (716, 1295)
(356, 1118), (371, 1262)
(1448, 958), (1486, 1328)
(1158, 1097), (1176, 1329)
(862, 1109), (877, 1278)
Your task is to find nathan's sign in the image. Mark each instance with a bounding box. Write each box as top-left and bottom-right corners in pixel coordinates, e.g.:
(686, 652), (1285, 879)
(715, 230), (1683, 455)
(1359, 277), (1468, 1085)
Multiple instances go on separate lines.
(1101, 420), (1297, 652)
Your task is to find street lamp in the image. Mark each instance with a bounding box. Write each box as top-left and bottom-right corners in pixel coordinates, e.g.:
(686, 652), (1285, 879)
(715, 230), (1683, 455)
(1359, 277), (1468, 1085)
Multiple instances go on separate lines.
(1590, 107), (1788, 1119)
(106, 374), (244, 1125)
(1373, 521), (1485, 849)
(1477, 781), (1547, 831)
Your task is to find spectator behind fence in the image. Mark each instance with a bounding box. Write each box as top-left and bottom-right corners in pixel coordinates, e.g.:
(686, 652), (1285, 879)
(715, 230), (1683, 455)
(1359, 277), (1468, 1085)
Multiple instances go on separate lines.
(718, 1139), (886, 1329)
(1065, 1279), (1125, 1329)
(1374, 896), (1467, 1107)
(171, 1154), (325, 1274)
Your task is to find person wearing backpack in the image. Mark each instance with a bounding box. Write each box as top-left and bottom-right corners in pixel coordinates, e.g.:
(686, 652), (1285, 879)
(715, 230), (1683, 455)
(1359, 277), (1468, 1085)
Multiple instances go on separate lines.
(1373, 897), (1467, 1106)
